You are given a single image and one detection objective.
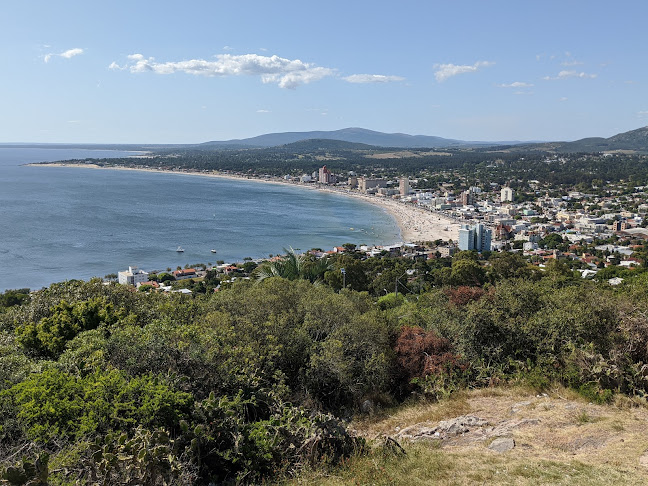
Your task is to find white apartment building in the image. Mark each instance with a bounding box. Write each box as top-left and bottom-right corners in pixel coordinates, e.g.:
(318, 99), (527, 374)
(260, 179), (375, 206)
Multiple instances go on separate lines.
(118, 266), (149, 286)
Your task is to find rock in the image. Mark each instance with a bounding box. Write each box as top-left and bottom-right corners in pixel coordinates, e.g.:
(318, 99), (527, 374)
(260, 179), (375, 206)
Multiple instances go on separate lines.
(639, 452), (648, 468)
(361, 399), (375, 414)
(437, 415), (489, 436)
(510, 400), (533, 414)
(488, 437), (515, 453)
(489, 418), (541, 436)
(396, 415), (488, 442)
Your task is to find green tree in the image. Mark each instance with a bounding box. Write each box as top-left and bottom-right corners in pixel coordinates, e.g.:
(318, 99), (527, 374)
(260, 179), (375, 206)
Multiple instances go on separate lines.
(449, 259), (486, 287)
(488, 252), (531, 281)
(15, 297), (131, 359)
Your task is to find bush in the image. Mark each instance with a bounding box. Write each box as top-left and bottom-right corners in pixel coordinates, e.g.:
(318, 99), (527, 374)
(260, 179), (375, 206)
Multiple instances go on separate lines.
(394, 326), (468, 398)
(5, 368), (193, 442)
(15, 297), (131, 359)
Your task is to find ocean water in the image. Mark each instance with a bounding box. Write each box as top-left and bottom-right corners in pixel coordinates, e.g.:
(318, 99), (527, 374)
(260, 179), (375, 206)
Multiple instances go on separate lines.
(0, 147), (400, 291)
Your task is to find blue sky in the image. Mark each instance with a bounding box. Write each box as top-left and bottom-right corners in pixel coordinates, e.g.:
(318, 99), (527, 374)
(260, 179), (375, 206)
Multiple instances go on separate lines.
(2, 1), (647, 143)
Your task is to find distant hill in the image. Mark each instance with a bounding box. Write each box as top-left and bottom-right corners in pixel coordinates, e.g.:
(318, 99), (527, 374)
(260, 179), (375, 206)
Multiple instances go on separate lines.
(506, 126), (648, 154)
(200, 127), (511, 149)
(277, 139), (377, 151)
(559, 126), (648, 152)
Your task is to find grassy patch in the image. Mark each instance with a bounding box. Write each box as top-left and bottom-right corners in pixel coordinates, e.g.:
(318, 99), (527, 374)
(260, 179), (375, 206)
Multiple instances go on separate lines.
(352, 393), (471, 437)
(286, 445), (643, 486)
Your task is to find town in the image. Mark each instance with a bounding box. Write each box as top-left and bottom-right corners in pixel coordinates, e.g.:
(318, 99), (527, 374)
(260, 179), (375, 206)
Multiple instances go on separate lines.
(116, 159), (648, 293)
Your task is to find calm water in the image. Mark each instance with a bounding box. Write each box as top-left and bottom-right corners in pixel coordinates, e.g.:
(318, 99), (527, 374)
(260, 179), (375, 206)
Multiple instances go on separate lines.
(0, 147), (400, 291)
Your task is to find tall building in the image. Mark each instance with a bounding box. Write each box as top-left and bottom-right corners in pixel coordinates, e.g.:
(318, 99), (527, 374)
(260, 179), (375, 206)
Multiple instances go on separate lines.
(501, 186), (514, 202)
(318, 165), (336, 184)
(460, 190), (474, 206)
(458, 224), (492, 252)
(399, 177), (410, 196)
(358, 177), (387, 193)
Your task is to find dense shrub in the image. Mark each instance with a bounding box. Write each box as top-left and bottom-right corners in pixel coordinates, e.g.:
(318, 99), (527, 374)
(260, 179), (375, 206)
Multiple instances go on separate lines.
(3, 266), (648, 483)
(3, 368), (193, 442)
(394, 326), (468, 398)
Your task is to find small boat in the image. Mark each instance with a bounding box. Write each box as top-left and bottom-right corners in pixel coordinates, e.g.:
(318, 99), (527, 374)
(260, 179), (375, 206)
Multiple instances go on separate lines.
(176, 246), (184, 252)
(210, 249), (217, 253)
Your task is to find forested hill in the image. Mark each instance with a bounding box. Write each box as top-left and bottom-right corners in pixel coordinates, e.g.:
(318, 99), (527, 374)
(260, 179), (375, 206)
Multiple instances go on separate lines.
(7, 126), (648, 153)
(503, 126), (648, 153)
(199, 127), (506, 149)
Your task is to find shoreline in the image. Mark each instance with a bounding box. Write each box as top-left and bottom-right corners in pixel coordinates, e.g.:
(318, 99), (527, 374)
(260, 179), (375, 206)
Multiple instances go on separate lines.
(26, 162), (461, 244)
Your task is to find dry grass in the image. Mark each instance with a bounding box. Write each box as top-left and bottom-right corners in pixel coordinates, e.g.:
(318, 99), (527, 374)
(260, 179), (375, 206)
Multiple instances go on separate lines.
(284, 386), (648, 485)
(365, 151), (453, 159)
(352, 392), (471, 438)
(288, 445), (645, 486)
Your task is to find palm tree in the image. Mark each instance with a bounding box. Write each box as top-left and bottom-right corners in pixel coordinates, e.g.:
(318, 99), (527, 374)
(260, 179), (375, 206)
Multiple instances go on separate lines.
(255, 247), (330, 283)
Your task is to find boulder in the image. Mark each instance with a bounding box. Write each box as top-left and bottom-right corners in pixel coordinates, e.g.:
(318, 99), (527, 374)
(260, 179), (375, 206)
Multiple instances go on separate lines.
(488, 437), (515, 453)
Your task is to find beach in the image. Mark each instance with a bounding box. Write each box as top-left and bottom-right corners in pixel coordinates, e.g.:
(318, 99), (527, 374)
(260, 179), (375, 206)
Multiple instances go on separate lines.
(29, 163), (461, 244)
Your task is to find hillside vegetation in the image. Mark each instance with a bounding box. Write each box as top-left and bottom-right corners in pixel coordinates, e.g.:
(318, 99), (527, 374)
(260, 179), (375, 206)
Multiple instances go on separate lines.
(2, 260), (648, 483)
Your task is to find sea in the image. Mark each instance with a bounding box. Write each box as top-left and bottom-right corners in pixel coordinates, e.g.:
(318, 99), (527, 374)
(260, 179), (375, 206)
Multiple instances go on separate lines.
(0, 147), (401, 291)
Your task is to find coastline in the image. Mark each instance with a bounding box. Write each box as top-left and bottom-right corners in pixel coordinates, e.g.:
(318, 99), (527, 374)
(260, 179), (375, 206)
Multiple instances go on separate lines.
(27, 162), (460, 244)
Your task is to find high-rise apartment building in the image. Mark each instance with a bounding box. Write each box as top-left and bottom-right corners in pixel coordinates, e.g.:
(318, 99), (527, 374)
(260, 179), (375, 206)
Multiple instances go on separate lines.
(458, 224), (492, 252)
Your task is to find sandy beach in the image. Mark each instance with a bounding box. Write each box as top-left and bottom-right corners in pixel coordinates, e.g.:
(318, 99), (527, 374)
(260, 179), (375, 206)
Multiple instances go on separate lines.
(28, 163), (461, 244)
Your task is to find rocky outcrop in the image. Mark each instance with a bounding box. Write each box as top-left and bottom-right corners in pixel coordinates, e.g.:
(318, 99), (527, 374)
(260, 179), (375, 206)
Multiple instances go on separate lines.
(395, 414), (540, 449)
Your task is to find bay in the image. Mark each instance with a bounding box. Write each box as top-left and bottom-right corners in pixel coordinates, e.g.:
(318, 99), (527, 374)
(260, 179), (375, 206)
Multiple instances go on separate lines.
(0, 147), (400, 291)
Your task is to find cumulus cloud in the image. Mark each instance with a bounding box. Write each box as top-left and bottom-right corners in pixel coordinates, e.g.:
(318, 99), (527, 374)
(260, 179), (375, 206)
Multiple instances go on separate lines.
(44, 47), (84, 63)
(434, 61), (494, 82)
(343, 74), (405, 83)
(498, 81), (534, 88)
(543, 70), (597, 80)
(109, 53), (336, 89)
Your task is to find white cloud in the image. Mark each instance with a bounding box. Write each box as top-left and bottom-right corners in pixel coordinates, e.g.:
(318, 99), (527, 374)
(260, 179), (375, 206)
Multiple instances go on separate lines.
(561, 60), (584, 66)
(638, 111), (648, 118)
(44, 47), (84, 63)
(222, 45), (234, 51)
(543, 70), (597, 80)
(61, 48), (84, 59)
(256, 109), (270, 113)
(110, 53), (336, 89)
(343, 74), (405, 83)
(559, 97), (569, 102)
(498, 81), (534, 88)
(433, 61), (494, 82)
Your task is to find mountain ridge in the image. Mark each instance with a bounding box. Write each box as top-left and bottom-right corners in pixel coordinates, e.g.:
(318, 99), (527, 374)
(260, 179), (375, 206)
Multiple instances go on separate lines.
(200, 127), (518, 149)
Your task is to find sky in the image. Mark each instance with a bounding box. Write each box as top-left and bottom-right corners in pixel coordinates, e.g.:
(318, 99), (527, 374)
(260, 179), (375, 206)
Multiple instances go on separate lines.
(1, 1), (647, 144)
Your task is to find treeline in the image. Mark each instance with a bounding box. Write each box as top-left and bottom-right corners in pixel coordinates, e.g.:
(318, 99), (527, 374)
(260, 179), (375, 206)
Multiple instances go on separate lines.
(2, 259), (648, 483)
(52, 146), (648, 187)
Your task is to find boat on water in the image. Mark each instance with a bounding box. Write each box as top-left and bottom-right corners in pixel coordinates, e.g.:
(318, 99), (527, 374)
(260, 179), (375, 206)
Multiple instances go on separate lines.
(176, 246), (184, 252)
(210, 249), (217, 253)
